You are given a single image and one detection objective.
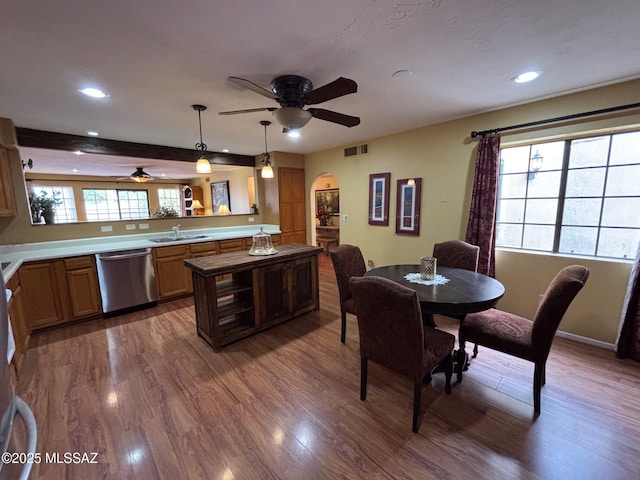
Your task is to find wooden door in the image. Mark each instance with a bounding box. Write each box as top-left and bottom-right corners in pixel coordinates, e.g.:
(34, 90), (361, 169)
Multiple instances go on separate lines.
(278, 167), (306, 244)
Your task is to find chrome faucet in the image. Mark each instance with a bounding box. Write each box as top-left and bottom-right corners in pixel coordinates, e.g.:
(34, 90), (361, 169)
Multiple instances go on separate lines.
(171, 224), (181, 239)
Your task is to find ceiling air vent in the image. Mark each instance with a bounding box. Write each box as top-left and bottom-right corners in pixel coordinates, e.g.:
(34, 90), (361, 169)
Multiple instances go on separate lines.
(344, 144), (369, 157)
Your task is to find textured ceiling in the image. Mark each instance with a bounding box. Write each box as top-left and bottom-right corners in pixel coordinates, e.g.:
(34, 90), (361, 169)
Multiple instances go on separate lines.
(2, 0), (640, 177)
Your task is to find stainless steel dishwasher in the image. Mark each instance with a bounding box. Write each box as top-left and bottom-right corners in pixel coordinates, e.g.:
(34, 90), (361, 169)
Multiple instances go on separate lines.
(95, 248), (158, 314)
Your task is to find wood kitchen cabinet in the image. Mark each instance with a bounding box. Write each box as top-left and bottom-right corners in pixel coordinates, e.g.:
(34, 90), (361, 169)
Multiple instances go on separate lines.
(154, 245), (192, 299)
(6, 275), (28, 374)
(0, 148), (17, 217)
(19, 260), (66, 329)
(62, 255), (102, 319)
(185, 244), (321, 351)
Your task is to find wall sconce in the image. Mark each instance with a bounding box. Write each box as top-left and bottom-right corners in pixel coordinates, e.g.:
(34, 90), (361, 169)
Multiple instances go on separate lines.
(529, 150), (544, 180)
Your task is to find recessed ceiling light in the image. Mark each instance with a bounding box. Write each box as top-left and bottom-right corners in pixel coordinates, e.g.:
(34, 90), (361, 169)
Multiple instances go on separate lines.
(72, 168), (79, 173)
(512, 71), (541, 83)
(87, 131), (99, 136)
(74, 150), (84, 156)
(287, 130), (300, 138)
(221, 148), (230, 153)
(79, 87), (109, 98)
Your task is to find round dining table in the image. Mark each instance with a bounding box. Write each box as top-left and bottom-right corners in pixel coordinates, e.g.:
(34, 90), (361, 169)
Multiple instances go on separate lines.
(364, 264), (505, 375)
(365, 264), (505, 317)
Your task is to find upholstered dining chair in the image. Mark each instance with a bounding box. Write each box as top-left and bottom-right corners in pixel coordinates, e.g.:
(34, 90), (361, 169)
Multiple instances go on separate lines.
(331, 244), (367, 343)
(349, 276), (455, 433)
(432, 240), (480, 272)
(430, 240), (481, 330)
(458, 265), (589, 413)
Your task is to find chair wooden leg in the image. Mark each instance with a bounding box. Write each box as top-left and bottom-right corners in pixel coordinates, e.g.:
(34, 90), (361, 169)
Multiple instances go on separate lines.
(442, 354), (453, 395)
(534, 362), (544, 413)
(360, 357), (368, 401)
(457, 337), (466, 382)
(341, 311), (347, 343)
(412, 380), (422, 433)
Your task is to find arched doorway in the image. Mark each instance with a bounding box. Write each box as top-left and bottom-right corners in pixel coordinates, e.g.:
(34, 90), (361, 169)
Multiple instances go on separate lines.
(311, 173), (340, 254)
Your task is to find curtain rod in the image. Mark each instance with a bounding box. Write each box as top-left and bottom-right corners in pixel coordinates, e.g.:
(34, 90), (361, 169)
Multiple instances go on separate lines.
(470, 101), (640, 138)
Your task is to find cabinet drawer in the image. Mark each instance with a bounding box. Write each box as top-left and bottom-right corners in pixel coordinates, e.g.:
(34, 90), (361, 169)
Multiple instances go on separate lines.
(190, 241), (219, 255)
(219, 238), (246, 253)
(64, 255), (94, 270)
(154, 245), (188, 258)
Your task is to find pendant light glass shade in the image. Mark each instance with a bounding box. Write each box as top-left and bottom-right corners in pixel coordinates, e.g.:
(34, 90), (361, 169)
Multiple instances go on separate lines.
(196, 157), (212, 174)
(261, 164), (274, 178)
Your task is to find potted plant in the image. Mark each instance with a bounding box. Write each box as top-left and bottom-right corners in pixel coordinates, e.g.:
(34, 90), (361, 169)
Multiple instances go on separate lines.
(151, 206), (179, 218)
(29, 190), (62, 224)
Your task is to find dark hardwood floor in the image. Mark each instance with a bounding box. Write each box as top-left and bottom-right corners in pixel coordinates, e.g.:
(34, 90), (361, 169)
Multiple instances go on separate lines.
(15, 254), (640, 479)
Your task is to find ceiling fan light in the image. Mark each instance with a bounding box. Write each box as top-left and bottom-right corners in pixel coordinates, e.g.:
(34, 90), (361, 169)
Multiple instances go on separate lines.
(261, 164), (274, 179)
(130, 167), (151, 182)
(273, 107), (312, 130)
(196, 157), (212, 174)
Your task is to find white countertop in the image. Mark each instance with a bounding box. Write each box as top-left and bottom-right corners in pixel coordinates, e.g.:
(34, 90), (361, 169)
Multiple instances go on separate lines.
(0, 224), (281, 281)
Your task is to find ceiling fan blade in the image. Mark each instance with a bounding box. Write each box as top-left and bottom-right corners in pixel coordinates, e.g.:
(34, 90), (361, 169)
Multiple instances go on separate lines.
(304, 77), (358, 105)
(218, 107), (277, 115)
(227, 76), (277, 99)
(308, 108), (360, 127)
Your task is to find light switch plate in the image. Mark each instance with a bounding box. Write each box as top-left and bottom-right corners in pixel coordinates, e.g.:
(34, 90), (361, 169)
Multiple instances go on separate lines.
(342, 214), (349, 222)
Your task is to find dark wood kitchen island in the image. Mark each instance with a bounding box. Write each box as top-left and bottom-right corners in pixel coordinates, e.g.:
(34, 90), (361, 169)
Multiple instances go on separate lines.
(185, 244), (323, 351)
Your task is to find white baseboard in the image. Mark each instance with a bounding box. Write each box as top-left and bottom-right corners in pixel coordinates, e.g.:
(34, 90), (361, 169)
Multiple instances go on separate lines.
(556, 330), (616, 351)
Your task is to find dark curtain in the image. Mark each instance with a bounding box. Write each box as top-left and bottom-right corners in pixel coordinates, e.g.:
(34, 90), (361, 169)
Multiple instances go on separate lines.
(616, 242), (640, 361)
(465, 135), (500, 278)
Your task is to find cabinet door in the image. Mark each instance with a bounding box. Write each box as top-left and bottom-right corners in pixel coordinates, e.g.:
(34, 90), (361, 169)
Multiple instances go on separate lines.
(0, 148), (17, 217)
(66, 267), (102, 318)
(258, 263), (289, 325)
(19, 261), (65, 329)
(278, 168), (306, 244)
(154, 246), (191, 298)
(289, 256), (319, 315)
(6, 276), (28, 374)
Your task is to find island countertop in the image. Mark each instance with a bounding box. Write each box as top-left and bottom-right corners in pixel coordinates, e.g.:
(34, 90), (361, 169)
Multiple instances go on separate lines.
(185, 244), (323, 275)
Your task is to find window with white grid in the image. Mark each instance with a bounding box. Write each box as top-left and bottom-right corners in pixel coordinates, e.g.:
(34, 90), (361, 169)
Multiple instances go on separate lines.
(83, 188), (149, 221)
(29, 185), (77, 223)
(496, 130), (640, 260)
(157, 188), (181, 212)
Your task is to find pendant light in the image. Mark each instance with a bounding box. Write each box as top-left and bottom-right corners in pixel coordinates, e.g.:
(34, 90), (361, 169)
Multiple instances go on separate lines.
(260, 120), (274, 179)
(192, 104), (212, 174)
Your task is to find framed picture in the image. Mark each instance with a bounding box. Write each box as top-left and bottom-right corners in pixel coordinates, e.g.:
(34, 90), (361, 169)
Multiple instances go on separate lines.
(395, 178), (422, 236)
(368, 172), (390, 226)
(211, 180), (231, 215)
(315, 188), (339, 225)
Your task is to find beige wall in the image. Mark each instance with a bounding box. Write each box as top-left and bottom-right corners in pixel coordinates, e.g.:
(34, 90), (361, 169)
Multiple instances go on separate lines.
(304, 79), (640, 345)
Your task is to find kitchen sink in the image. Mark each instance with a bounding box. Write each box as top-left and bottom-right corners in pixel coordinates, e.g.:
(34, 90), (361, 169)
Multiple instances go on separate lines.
(149, 235), (210, 243)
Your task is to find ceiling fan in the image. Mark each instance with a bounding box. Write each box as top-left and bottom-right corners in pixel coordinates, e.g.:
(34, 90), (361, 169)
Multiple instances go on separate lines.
(117, 167), (154, 183)
(219, 75), (360, 131)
